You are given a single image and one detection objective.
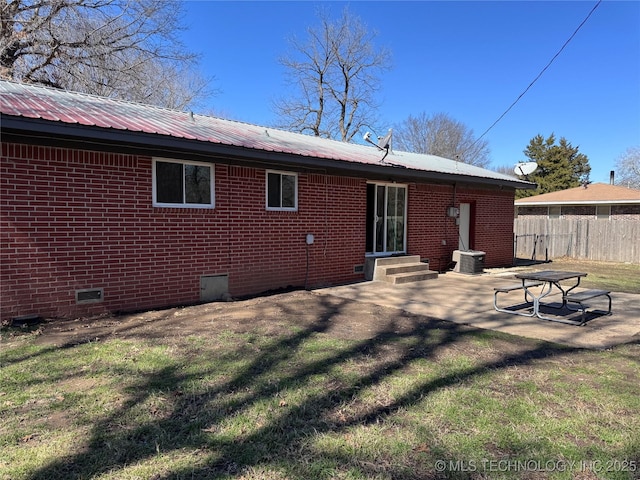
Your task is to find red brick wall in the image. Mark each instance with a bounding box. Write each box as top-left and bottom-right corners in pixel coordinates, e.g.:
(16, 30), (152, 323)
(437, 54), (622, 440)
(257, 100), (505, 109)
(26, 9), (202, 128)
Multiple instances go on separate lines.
(459, 187), (516, 267)
(407, 183), (515, 269)
(1, 143), (515, 321)
(0, 144), (367, 320)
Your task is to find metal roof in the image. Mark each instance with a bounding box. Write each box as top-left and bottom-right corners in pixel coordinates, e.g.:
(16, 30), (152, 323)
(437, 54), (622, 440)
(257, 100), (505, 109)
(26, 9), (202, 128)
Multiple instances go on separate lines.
(0, 80), (533, 188)
(516, 183), (640, 205)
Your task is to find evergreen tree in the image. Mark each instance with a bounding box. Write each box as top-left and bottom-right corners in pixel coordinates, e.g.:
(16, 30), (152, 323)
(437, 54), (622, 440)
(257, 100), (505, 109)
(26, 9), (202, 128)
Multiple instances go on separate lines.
(516, 134), (590, 198)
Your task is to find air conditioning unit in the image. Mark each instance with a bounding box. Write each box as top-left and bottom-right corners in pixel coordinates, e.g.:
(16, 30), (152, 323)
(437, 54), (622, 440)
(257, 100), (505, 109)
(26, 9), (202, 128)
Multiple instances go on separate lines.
(452, 250), (485, 274)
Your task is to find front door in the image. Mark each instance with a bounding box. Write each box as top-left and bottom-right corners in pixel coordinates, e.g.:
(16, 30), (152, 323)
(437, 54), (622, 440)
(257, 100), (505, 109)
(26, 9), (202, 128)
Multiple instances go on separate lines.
(366, 183), (407, 254)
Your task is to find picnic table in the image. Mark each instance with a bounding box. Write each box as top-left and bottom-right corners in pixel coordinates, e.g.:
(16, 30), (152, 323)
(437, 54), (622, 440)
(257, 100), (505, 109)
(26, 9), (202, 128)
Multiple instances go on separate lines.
(495, 270), (612, 325)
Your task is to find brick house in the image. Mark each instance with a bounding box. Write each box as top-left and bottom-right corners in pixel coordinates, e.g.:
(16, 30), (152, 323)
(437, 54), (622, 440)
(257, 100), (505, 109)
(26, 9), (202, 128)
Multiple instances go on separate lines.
(1, 80), (533, 321)
(515, 182), (640, 220)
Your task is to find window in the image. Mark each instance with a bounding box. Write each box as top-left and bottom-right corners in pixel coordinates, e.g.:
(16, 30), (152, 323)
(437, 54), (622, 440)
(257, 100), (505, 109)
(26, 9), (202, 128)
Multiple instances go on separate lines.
(153, 159), (214, 208)
(548, 206), (561, 219)
(266, 170), (297, 211)
(596, 205), (611, 219)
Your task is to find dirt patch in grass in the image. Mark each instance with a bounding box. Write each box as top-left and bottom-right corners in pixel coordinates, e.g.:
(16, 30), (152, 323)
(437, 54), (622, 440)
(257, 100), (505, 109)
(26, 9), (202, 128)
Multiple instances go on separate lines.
(29, 290), (540, 363)
(30, 290), (452, 347)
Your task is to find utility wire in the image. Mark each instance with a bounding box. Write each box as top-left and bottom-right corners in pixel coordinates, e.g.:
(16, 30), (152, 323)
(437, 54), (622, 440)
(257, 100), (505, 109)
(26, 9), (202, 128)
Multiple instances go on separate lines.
(466, 0), (602, 155)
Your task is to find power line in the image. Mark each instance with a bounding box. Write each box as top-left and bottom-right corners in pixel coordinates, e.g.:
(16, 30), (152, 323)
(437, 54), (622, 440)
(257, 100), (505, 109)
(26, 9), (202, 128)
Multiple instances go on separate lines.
(468, 0), (602, 154)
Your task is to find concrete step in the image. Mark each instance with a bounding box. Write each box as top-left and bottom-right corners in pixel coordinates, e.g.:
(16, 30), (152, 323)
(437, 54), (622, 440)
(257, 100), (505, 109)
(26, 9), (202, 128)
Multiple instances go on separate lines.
(372, 256), (438, 284)
(376, 263), (429, 280)
(382, 263), (432, 276)
(374, 255), (421, 267)
(387, 269), (439, 284)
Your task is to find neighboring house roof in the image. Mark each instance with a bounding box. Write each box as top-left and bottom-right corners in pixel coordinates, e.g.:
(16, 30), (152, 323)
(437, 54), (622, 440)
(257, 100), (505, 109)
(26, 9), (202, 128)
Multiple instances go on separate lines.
(0, 80), (533, 189)
(515, 183), (640, 205)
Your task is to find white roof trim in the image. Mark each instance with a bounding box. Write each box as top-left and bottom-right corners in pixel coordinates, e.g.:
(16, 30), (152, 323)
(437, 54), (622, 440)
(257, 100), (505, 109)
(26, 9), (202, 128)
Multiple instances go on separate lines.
(516, 200), (640, 206)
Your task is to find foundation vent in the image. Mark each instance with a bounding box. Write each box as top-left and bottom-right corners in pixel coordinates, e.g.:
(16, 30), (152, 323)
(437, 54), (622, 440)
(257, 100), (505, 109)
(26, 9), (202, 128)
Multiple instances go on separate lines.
(76, 288), (104, 304)
(354, 264), (365, 274)
(201, 274), (229, 302)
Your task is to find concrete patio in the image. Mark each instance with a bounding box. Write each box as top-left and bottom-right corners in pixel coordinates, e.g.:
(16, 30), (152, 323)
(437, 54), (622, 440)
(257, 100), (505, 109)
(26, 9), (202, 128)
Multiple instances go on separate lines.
(315, 270), (640, 350)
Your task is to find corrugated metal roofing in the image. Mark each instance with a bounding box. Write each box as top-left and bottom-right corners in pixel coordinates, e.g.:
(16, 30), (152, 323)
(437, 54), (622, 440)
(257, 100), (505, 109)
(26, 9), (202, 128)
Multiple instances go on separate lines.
(516, 183), (640, 205)
(0, 80), (529, 186)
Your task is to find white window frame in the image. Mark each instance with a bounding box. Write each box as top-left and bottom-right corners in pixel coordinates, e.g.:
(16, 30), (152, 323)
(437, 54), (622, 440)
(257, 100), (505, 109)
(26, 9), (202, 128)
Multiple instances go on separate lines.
(366, 182), (408, 255)
(152, 158), (215, 208)
(266, 170), (298, 211)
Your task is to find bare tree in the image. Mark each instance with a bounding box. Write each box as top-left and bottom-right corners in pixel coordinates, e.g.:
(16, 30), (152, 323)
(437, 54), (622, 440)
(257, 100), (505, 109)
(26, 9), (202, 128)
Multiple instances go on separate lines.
(394, 112), (491, 167)
(0, 0), (213, 109)
(274, 8), (391, 142)
(492, 164), (518, 177)
(614, 146), (640, 189)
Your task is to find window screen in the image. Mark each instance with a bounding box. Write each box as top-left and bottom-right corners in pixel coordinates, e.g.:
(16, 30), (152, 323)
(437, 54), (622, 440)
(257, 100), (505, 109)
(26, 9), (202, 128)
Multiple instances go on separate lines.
(154, 159), (213, 207)
(267, 171), (297, 210)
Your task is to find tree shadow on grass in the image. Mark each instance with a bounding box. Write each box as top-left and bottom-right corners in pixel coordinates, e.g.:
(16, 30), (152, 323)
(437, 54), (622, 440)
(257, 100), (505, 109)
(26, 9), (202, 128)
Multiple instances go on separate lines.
(23, 295), (631, 479)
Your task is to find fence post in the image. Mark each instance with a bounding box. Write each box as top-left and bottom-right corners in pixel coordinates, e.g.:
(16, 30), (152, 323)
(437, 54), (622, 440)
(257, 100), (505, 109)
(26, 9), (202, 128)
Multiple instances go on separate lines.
(543, 234), (548, 262)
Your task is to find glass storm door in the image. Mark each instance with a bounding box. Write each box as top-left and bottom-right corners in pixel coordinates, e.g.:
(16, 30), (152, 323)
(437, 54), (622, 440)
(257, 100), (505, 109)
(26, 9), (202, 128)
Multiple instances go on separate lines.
(366, 184), (407, 254)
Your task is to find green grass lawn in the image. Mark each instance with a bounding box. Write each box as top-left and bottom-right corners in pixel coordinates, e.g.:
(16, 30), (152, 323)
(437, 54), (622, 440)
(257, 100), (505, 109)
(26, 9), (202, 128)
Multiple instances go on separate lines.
(526, 257), (640, 294)
(1, 312), (638, 480)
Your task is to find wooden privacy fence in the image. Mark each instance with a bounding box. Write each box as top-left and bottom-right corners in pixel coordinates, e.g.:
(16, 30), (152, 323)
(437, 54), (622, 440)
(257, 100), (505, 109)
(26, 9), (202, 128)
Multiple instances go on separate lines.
(514, 218), (640, 264)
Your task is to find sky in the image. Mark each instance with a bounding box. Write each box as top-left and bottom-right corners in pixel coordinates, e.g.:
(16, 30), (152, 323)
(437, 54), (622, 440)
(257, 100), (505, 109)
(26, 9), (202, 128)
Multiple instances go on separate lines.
(179, 1), (640, 184)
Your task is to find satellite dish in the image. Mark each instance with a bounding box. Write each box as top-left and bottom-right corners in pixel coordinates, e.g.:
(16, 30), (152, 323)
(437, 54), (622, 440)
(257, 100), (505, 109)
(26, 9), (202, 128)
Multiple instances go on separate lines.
(377, 129), (393, 150)
(363, 129), (392, 163)
(514, 162), (538, 176)
(363, 129), (392, 151)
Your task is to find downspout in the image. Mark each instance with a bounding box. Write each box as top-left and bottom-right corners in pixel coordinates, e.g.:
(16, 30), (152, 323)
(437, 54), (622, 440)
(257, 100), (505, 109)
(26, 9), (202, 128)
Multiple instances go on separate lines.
(451, 182), (458, 249)
(453, 182), (457, 207)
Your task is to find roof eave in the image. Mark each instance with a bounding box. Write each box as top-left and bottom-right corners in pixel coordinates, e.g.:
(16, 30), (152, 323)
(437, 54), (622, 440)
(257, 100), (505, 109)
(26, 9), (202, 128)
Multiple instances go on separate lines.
(516, 200), (640, 206)
(2, 115), (535, 190)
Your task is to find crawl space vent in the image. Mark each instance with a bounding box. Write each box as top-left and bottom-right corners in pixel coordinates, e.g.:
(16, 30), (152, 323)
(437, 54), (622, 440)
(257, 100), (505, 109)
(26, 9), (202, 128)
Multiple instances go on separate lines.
(76, 288), (104, 304)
